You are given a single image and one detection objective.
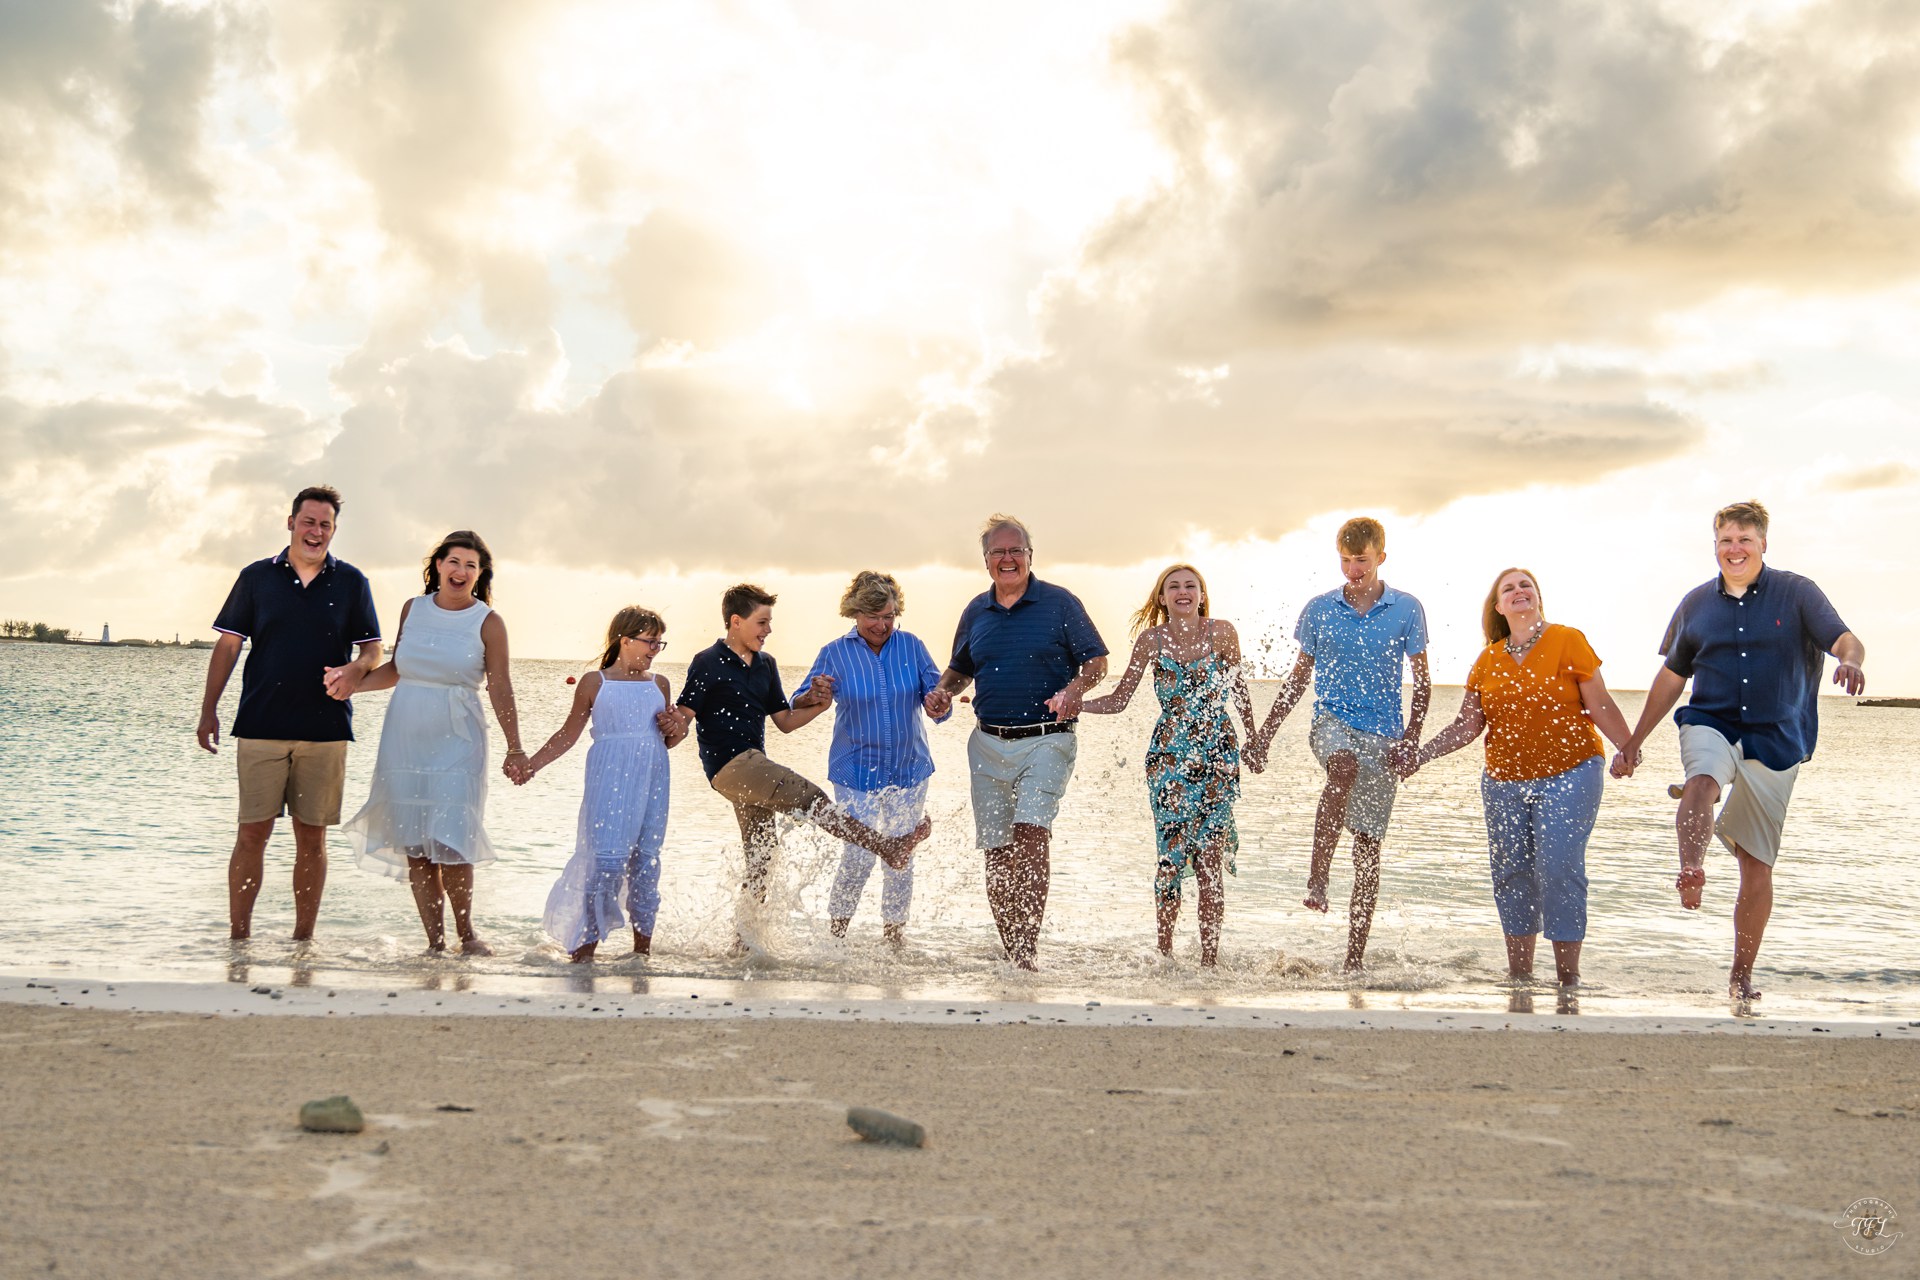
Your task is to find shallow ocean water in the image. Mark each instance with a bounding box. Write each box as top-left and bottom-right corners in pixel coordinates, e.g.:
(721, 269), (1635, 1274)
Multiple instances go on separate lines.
(2, 641), (1915, 1021)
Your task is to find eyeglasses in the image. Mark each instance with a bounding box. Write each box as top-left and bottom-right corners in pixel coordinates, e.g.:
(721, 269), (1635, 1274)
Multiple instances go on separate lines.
(625, 636), (668, 650)
(985, 546), (1031, 562)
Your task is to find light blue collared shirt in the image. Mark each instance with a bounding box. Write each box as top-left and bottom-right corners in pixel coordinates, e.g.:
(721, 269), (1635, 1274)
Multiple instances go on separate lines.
(799, 628), (950, 792)
(1295, 584), (1428, 738)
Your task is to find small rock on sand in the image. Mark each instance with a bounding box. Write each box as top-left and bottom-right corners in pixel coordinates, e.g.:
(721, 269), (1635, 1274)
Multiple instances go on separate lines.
(299, 1095), (365, 1134)
(846, 1106), (925, 1147)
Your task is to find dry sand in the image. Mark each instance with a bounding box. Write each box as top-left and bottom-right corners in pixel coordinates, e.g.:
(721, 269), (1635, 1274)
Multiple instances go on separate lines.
(2, 1001), (1915, 1279)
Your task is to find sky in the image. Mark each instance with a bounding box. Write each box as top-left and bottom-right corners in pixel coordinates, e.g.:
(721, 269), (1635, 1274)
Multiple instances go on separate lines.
(2, 0), (1917, 692)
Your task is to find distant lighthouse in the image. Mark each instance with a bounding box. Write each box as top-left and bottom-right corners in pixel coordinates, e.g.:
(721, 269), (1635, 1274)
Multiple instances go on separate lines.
(101, 623), (111, 644)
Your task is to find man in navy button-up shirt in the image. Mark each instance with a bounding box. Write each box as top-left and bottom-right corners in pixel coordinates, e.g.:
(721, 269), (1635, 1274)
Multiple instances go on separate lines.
(197, 487), (383, 943)
(930, 515), (1109, 969)
(1617, 500), (1866, 1003)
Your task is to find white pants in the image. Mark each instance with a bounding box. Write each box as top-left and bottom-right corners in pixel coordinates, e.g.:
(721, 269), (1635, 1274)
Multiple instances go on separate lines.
(827, 782), (928, 926)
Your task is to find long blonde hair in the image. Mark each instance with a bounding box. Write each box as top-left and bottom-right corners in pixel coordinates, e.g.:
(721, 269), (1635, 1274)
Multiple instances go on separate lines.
(598, 605), (665, 670)
(1130, 563), (1210, 636)
(1481, 567), (1541, 644)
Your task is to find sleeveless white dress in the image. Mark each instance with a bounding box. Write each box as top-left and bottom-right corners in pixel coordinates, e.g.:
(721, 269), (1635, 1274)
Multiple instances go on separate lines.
(542, 672), (672, 950)
(345, 594), (498, 876)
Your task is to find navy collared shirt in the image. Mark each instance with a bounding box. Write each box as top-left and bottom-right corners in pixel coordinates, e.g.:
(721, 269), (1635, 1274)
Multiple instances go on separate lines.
(948, 576), (1108, 726)
(677, 639), (792, 781)
(1660, 564), (1848, 769)
(212, 549), (381, 742)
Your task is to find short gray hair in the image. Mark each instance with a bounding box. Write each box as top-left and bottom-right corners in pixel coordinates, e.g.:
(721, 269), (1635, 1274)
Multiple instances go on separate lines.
(839, 570), (904, 618)
(979, 512), (1033, 556)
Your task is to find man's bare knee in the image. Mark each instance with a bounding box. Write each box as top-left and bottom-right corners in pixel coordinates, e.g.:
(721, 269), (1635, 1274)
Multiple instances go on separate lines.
(1681, 775), (1722, 807)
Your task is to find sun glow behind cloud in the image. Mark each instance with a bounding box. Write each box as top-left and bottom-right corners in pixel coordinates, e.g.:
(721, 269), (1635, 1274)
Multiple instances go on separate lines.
(0, 0), (1916, 691)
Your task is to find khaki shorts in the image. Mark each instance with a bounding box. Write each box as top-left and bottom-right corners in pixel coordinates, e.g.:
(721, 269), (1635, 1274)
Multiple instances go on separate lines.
(1309, 714), (1399, 841)
(711, 749), (829, 817)
(236, 738), (348, 826)
(968, 727), (1078, 849)
(1678, 724), (1798, 866)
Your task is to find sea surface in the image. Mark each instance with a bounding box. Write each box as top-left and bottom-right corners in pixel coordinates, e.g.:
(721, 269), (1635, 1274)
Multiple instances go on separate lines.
(3, 641), (1916, 1021)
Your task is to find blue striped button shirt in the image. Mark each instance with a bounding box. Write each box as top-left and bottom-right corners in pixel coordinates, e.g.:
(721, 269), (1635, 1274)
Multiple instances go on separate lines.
(798, 628), (951, 792)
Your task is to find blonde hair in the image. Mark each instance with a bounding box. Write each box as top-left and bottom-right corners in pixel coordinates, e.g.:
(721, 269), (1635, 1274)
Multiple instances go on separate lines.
(1481, 567), (1541, 644)
(979, 512), (1033, 555)
(1337, 517), (1386, 555)
(840, 570), (904, 618)
(598, 605), (665, 670)
(1131, 563), (1211, 636)
(1713, 499), (1769, 538)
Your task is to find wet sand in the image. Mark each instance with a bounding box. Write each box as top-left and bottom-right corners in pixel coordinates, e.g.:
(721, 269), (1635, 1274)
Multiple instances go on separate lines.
(3, 999), (1915, 1278)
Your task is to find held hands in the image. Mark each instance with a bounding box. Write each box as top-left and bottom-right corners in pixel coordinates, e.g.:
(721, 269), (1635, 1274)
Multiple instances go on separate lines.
(923, 688), (953, 718)
(656, 706), (691, 738)
(1243, 736), (1267, 774)
(322, 664), (365, 701)
(1609, 742), (1642, 779)
(791, 674), (836, 709)
(1832, 662), (1866, 696)
(501, 751), (533, 785)
(1045, 686), (1084, 722)
(1387, 739), (1420, 780)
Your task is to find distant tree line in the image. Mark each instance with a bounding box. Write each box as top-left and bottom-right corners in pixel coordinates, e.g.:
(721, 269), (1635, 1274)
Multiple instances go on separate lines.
(1, 620), (73, 642)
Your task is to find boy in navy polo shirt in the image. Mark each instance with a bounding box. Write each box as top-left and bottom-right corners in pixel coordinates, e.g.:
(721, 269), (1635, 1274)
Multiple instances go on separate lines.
(666, 584), (932, 950)
(197, 486), (382, 941)
(1616, 500), (1866, 1002)
(1253, 517), (1430, 973)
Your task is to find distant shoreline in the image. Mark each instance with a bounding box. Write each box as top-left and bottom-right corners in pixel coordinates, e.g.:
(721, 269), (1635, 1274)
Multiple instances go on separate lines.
(0, 636), (217, 650)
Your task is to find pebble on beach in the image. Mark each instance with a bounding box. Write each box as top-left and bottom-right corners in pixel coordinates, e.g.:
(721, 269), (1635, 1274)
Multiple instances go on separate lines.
(846, 1106), (925, 1147)
(299, 1096), (365, 1134)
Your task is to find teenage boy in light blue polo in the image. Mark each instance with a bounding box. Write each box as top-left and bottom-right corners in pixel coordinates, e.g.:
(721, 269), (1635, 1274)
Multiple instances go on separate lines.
(1255, 517), (1430, 972)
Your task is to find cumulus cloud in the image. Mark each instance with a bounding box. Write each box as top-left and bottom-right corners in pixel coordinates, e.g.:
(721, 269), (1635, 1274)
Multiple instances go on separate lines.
(1821, 460), (1918, 492)
(6, 0), (1920, 590)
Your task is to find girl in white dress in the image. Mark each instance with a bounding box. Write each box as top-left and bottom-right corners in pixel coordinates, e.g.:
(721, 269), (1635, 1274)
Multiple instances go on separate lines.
(525, 607), (687, 962)
(342, 531), (527, 955)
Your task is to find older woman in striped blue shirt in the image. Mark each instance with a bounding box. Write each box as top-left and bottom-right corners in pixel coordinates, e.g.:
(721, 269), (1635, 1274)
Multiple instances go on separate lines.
(798, 571), (952, 944)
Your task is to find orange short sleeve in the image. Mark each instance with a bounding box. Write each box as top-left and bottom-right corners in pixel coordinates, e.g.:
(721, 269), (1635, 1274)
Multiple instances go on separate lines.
(1559, 626), (1601, 683)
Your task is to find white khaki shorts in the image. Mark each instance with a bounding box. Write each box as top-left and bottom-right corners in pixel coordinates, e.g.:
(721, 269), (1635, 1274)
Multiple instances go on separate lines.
(1678, 724), (1798, 867)
(1309, 714), (1400, 842)
(967, 727), (1078, 849)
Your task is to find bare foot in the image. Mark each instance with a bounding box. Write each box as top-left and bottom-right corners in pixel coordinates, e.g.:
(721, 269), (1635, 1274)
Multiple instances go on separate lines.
(1729, 972), (1762, 1001)
(568, 942), (597, 964)
(632, 932), (651, 957)
(1676, 865), (1706, 910)
(1303, 880), (1329, 913)
(882, 924), (905, 948)
(1666, 782), (1686, 800)
(459, 935), (494, 957)
(829, 918), (850, 939)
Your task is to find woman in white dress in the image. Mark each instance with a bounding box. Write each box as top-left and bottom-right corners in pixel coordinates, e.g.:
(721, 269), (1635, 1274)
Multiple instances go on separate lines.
(343, 531), (527, 955)
(526, 606), (687, 962)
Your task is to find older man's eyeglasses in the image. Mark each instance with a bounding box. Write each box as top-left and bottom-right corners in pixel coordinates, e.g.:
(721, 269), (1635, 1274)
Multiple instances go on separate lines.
(986, 546), (1031, 562)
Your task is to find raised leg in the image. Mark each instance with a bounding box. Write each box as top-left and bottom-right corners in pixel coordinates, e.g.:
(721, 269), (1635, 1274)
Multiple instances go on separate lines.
(227, 819), (275, 940)
(1675, 775), (1722, 910)
(1306, 752), (1359, 911)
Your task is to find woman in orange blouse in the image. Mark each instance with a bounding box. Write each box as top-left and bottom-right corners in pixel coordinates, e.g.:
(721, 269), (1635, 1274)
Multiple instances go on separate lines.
(1395, 568), (1634, 987)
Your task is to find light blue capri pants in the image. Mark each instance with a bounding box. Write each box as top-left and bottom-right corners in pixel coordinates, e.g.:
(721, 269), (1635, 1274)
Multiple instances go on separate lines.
(1479, 754), (1604, 942)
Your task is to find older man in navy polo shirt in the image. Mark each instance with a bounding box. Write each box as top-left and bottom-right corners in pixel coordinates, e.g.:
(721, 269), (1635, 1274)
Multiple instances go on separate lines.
(197, 486), (382, 942)
(928, 514), (1108, 970)
(1617, 500), (1866, 1003)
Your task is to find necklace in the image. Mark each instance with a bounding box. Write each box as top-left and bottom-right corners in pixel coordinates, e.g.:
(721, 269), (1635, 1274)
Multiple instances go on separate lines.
(1504, 620), (1545, 658)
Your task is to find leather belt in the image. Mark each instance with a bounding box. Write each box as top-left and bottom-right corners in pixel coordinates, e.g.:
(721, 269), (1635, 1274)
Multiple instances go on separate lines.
(978, 720), (1076, 741)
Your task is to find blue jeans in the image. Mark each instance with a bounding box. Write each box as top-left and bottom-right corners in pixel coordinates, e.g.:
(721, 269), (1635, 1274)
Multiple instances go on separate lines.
(1480, 755), (1603, 942)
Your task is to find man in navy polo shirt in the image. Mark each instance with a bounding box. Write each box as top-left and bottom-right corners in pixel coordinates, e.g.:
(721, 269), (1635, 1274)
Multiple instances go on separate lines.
(928, 514), (1108, 970)
(197, 486), (382, 942)
(1616, 499), (1866, 1002)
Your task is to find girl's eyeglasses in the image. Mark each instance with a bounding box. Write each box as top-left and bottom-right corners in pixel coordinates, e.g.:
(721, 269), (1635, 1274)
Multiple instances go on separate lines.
(625, 636), (668, 650)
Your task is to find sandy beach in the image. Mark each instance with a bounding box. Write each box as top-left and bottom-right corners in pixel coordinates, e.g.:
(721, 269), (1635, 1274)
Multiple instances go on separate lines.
(3, 988), (1914, 1279)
